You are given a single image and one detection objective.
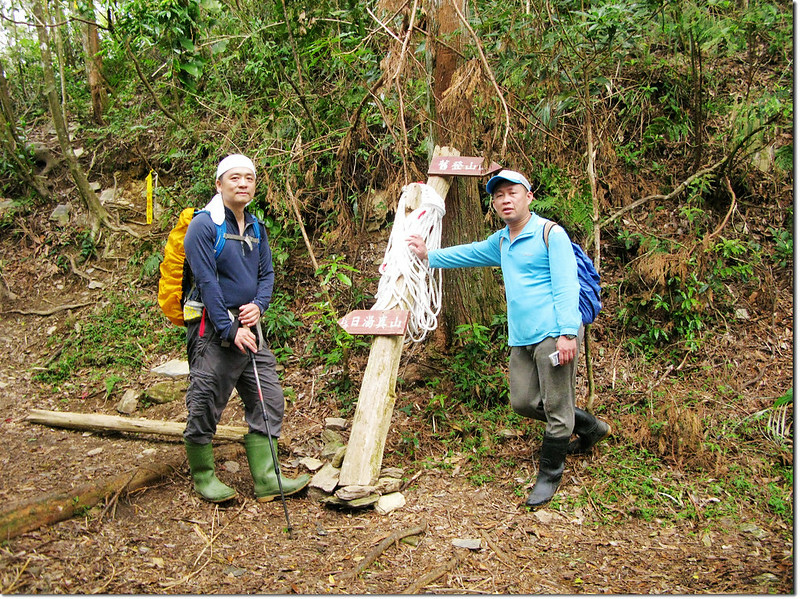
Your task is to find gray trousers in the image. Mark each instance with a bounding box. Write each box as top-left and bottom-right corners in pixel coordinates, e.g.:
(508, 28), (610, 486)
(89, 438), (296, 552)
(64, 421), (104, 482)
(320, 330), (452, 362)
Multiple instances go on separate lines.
(183, 321), (284, 444)
(508, 328), (582, 438)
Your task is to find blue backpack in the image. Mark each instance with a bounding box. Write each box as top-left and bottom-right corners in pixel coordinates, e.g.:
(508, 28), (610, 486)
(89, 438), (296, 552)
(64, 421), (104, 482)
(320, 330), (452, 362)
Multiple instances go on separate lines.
(543, 221), (602, 325)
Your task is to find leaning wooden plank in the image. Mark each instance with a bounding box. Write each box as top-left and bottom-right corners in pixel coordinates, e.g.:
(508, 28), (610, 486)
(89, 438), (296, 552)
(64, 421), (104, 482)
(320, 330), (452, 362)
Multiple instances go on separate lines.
(26, 409), (248, 441)
(0, 458), (178, 540)
(338, 145), (458, 487)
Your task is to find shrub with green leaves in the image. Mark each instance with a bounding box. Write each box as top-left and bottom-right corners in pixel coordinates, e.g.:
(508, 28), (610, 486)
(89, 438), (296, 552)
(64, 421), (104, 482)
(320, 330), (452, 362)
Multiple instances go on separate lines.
(449, 315), (509, 408)
(35, 291), (184, 387)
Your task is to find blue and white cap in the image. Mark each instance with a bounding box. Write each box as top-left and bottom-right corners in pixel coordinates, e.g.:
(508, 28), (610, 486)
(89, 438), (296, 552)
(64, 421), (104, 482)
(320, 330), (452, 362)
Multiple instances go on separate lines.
(216, 154), (256, 181)
(486, 169), (531, 195)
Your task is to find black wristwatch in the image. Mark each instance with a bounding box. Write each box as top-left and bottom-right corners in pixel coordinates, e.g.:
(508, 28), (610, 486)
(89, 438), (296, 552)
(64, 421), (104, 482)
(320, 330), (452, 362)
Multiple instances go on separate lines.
(562, 334), (576, 340)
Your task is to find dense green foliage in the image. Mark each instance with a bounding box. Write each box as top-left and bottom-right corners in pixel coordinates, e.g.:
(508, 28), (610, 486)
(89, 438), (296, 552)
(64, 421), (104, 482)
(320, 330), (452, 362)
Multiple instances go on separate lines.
(1, 0), (791, 530)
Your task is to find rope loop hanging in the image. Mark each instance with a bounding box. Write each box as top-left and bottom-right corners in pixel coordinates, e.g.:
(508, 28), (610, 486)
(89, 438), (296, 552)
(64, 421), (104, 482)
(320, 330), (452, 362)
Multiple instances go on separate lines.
(373, 183), (445, 342)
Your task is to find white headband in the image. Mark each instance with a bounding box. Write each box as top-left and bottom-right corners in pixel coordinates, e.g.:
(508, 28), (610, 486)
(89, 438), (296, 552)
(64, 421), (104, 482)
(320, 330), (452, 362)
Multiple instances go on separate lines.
(216, 154), (256, 181)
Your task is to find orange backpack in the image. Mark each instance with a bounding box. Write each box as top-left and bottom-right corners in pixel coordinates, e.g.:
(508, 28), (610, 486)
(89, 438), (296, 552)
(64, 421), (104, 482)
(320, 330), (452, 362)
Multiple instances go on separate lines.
(157, 207), (197, 326)
(157, 208), (261, 326)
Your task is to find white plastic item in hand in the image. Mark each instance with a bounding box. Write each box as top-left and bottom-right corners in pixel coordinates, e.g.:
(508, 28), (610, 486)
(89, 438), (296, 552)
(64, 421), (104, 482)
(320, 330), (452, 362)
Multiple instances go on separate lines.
(373, 183), (445, 342)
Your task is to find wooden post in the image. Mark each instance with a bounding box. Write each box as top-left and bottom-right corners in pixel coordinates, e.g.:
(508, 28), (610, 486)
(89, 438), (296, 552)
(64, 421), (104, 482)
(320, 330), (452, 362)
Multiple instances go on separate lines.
(338, 145), (459, 487)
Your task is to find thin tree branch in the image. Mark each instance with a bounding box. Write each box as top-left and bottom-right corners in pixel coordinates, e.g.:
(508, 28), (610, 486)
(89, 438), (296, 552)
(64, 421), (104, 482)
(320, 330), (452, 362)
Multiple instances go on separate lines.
(402, 553), (460, 594)
(2, 301), (93, 316)
(598, 157), (726, 229)
(341, 521), (428, 582)
(122, 39), (200, 146)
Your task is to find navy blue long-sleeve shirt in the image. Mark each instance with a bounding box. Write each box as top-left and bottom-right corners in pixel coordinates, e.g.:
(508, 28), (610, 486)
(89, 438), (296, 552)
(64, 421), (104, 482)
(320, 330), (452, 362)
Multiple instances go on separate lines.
(183, 206), (274, 341)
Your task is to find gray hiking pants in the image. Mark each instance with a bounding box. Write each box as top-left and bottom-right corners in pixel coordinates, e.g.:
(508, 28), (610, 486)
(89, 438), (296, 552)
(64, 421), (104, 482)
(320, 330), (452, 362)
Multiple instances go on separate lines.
(183, 321), (284, 445)
(508, 328), (582, 438)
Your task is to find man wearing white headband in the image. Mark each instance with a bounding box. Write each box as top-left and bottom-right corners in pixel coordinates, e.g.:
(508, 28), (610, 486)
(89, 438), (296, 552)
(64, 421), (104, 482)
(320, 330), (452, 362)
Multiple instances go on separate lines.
(181, 154), (309, 503)
(407, 169), (609, 508)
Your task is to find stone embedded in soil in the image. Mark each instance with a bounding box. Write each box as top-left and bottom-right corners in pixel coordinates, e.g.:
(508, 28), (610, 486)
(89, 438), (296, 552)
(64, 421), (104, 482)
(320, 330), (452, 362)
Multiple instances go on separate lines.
(380, 467), (404, 479)
(321, 429), (344, 445)
(323, 493), (380, 508)
(310, 463), (340, 493)
(49, 204), (70, 226)
(299, 457), (324, 471)
(144, 380), (187, 404)
(321, 441), (345, 461)
(115, 389), (139, 414)
(376, 477), (402, 494)
(325, 417), (347, 430)
(151, 359), (190, 378)
(452, 538), (482, 550)
(375, 492), (405, 515)
(335, 485), (377, 501)
(330, 445), (347, 468)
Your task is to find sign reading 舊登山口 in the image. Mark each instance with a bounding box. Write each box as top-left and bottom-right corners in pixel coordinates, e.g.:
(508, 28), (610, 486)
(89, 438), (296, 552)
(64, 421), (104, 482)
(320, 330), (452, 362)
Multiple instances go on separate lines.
(427, 157), (502, 177)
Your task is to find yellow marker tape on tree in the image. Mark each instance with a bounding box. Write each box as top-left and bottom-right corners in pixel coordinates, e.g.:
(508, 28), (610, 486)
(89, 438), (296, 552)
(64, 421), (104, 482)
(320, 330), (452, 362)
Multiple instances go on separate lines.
(146, 170), (155, 224)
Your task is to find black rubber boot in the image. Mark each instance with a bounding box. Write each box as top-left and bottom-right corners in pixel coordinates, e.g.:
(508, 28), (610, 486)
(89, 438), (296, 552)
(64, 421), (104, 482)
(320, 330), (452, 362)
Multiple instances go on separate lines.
(567, 408), (611, 455)
(526, 434), (570, 508)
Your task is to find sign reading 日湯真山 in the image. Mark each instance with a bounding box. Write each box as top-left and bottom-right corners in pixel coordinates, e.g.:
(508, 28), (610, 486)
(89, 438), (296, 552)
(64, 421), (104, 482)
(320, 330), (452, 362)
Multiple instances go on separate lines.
(338, 310), (409, 336)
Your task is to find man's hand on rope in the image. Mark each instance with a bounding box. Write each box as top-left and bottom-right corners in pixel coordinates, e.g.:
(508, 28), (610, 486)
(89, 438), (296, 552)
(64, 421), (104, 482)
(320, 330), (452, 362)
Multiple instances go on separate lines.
(406, 234), (428, 261)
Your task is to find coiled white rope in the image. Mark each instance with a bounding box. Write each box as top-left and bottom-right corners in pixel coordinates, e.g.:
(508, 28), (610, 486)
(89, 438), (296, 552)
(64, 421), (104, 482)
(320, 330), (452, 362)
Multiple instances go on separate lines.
(373, 183), (445, 343)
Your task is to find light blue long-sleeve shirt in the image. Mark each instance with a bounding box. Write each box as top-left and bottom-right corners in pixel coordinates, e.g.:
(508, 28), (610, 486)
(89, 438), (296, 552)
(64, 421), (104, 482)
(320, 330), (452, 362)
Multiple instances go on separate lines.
(428, 213), (581, 346)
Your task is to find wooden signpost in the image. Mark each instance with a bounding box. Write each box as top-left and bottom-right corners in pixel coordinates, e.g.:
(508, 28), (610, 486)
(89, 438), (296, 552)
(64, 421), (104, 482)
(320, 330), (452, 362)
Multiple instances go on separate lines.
(338, 309), (409, 336)
(427, 156), (502, 177)
(337, 146), (501, 487)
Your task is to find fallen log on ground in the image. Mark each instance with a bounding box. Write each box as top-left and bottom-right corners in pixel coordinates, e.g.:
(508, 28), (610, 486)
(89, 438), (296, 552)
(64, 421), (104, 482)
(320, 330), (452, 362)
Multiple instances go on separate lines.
(26, 409), (248, 441)
(0, 444), (241, 540)
(0, 457), (178, 540)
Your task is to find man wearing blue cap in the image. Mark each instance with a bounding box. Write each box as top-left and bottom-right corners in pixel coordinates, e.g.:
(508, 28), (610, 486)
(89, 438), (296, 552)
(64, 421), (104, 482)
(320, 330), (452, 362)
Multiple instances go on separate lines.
(407, 169), (609, 508)
(181, 154), (310, 503)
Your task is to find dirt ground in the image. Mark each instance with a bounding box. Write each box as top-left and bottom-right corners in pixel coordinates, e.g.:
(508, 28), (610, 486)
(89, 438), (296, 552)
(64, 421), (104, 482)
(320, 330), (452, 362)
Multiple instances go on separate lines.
(0, 209), (793, 594)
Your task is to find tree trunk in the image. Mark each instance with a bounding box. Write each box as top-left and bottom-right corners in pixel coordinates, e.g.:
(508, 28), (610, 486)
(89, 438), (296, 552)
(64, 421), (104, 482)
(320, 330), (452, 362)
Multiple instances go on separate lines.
(0, 59), (50, 201)
(0, 58), (20, 148)
(32, 0), (111, 231)
(83, 18), (107, 125)
(53, 0), (69, 127)
(428, 0), (504, 340)
(584, 76), (599, 409)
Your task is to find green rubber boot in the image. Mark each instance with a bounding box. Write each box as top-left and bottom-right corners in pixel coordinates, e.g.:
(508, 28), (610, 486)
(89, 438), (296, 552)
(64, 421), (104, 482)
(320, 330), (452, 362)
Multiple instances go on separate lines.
(244, 433), (310, 502)
(184, 440), (237, 503)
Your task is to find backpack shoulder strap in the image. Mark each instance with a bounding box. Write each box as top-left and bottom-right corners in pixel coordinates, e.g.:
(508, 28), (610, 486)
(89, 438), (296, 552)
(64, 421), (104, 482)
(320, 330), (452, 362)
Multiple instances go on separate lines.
(543, 220), (556, 248)
(193, 209), (227, 259)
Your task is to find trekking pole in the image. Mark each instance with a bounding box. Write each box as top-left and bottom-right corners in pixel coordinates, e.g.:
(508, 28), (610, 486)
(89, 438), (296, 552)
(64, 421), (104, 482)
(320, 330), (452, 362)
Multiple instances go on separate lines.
(247, 348), (293, 537)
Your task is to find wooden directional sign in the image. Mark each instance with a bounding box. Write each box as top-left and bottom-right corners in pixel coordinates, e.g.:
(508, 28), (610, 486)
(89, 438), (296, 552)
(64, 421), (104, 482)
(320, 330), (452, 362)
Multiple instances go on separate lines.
(427, 156), (503, 177)
(338, 309), (409, 336)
